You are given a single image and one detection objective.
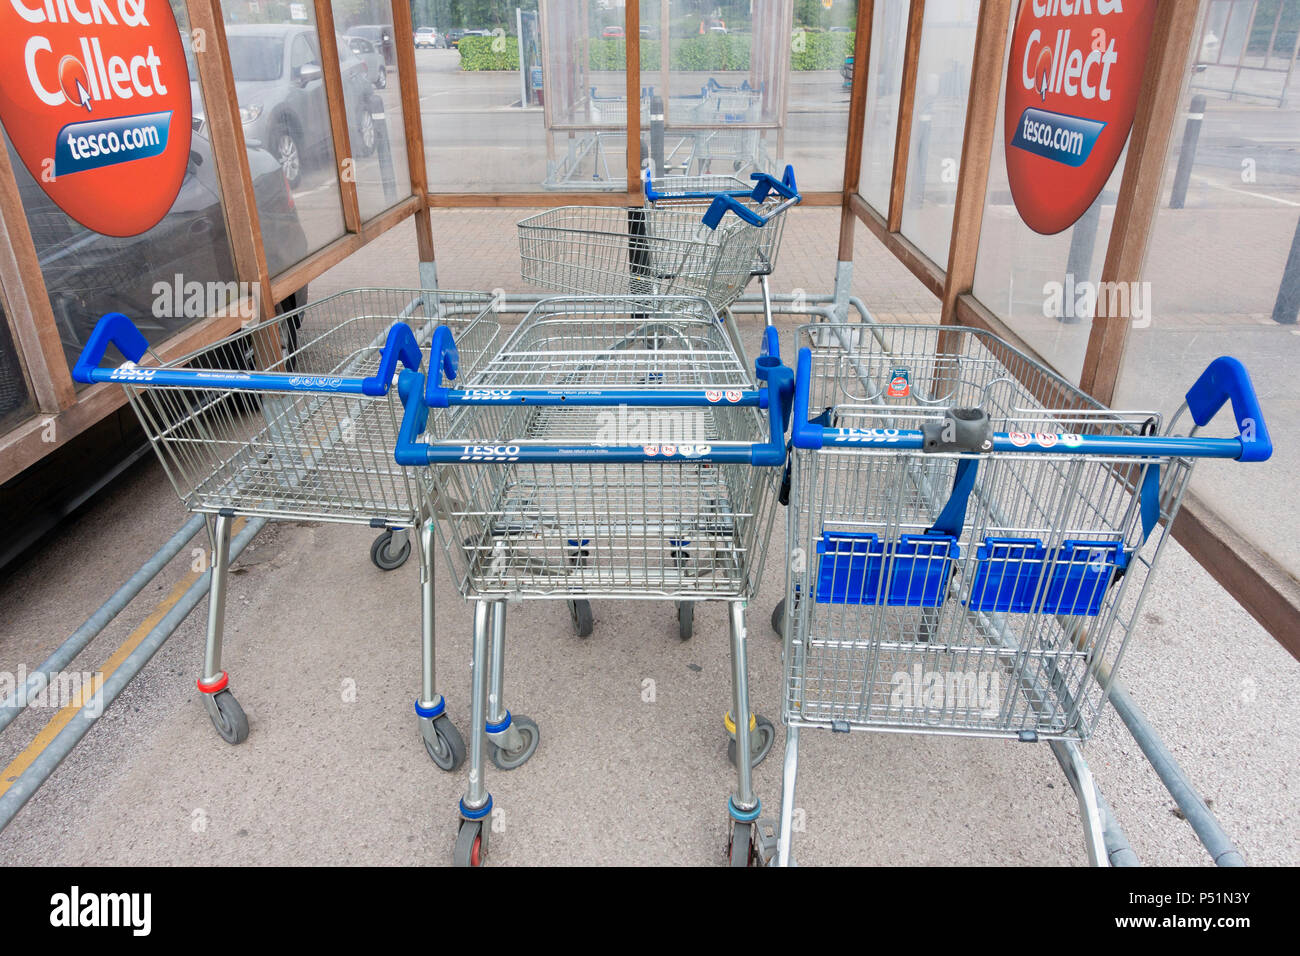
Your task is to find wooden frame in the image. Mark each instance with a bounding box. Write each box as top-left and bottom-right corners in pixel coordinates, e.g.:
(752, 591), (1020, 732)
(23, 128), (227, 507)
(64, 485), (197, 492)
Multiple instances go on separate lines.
(837, 0), (876, 262)
(313, 0), (364, 235)
(1079, 1), (1202, 405)
(888, 0), (927, 232)
(939, 0), (1011, 325)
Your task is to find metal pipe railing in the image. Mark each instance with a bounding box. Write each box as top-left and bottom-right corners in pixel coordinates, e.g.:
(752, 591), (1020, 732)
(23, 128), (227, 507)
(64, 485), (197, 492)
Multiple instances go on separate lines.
(0, 513), (207, 734)
(0, 517), (267, 832)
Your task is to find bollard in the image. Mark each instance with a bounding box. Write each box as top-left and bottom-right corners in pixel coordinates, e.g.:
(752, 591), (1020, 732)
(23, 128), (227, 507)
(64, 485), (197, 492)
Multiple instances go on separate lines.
(910, 110), (931, 208)
(1061, 194), (1103, 324)
(650, 94), (665, 180)
(1170, 93), (1207, 209)
(1271, 213), (1300, 324)
(369, 91), (398, 206)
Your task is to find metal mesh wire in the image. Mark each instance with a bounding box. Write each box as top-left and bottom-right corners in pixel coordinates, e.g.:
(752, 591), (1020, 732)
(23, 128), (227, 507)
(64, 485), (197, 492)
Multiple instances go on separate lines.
(119, 288), (501, 524)
(415, 298), (779, 600)
(647, 182), (789, 277)
(784, 323), (1196, 742)
(518, 205), (766, 309)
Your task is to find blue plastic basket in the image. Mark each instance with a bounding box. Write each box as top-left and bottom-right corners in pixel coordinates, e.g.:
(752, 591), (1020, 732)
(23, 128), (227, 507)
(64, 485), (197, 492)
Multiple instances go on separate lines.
(966, 537), (1127, 616)
(814, 532), (958, 607)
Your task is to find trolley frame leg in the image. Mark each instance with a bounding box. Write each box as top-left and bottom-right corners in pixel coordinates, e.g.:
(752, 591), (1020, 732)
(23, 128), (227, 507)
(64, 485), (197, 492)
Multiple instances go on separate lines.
(1050, 739), (1108, 867)
(460, 600), (494, 818)
(728, 602), (758, 817)
(415, 519), (463, 769)
(777, 724), (799, 867)
(418, 521), (439, 710)
(485, 601), (524, 752)
(200, 510), (233, 685)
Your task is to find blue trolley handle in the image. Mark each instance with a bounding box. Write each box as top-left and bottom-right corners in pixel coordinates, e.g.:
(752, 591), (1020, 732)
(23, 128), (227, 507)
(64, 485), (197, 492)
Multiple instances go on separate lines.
(398, 356), (794, 468)
(73, 312), (424, 397)
(423, 324), (461, 405)
(791, 348), (1272, 463)
(1184, 356), (1272, 463)
(749, 166), (800, 205)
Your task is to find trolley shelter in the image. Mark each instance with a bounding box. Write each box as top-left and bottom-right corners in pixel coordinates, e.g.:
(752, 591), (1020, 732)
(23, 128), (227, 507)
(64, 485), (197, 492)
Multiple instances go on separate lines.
(0, 0), (1297, 871)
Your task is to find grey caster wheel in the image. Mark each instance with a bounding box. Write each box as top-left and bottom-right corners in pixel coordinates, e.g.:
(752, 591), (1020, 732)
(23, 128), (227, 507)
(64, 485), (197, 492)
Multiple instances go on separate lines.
(204, 689), (249, 745)
(489, 715), (539, 771)
(568, 599), (593, 638)
(727, 714), (775, 768)
(453, 818), (488, 867)
(421, 713), (466, 771)
(728, 820), (755, 867)
(370, 530), (410, 571)
(770, 599), (785, 639)
(677, 601), (694, 640)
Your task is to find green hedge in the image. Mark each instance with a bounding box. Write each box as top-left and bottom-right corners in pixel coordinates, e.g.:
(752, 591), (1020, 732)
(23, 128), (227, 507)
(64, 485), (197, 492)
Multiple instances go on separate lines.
(790, 31), (855, 71)
(457, 34), (520, 71)
(672, 34), (751, 71)
(458, 32), (853, 71)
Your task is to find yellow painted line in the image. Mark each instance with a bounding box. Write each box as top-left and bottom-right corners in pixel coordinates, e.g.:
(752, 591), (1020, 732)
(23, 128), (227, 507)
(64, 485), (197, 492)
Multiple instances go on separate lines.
(0, 518), (245, 795)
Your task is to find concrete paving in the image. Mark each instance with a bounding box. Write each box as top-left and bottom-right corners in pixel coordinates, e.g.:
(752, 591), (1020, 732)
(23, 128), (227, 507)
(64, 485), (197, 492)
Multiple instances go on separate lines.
(0, 210), (1296, 866)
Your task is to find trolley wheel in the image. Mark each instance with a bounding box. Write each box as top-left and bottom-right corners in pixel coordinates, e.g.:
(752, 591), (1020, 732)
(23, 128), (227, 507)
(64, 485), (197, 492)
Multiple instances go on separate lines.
(727, 714), (775, 768)
(204, 689), (249, 745)
(370, 530), (410, 571)
(677, 601), (694, 641)
(424, 715), (467, 772)
(453, 818), (488, 867)
(489, 715), (539, 771)
(569, 599), (593, 638)
(728, 820), (755, 867)
(770, 599), (785, 639)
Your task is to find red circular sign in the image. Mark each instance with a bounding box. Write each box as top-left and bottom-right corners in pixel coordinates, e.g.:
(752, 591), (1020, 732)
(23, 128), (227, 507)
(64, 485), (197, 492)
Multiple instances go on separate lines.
(0, 0), (192, 237)
(1004, 0), (1157, 235)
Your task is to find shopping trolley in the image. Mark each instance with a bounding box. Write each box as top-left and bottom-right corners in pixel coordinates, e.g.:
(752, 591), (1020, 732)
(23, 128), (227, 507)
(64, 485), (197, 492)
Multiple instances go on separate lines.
(394, 296), (795, 866)
(72, 289), (500, 768)
(775, 323), (1272, 866)
(518, 185), (797, 311)
(646, 165), (799, 281)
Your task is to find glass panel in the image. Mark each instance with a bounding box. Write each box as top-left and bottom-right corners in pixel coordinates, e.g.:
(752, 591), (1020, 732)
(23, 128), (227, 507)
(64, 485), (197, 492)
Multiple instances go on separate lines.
(416, 1), (609, 192)
(970, 7), (1127, 385)
(218, 2), (346, 259)
(333, 3), (413, 220)
(4, 1), (256, 381)
(787, 0), (858, 190)
(1114, 24), (1300, 578)
(0, 301), (34, 434)
(898, 0), (978, 267)
(859, 0), (910, 212)
(638, 0), (789, 185)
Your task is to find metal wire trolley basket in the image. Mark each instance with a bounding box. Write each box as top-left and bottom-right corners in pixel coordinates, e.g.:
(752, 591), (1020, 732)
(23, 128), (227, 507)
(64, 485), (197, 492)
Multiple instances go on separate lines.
(394, 295), (795, 866)
(645, 166), (800, 278)
(517, 192), (790, 310)
(774, 323), (1272, 867)
(72, 288), (501, 768)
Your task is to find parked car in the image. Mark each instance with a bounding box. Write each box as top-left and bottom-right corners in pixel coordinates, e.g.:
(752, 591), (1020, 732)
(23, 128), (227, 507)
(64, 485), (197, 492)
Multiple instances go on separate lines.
(350, 23), (396, 64)
(207, 24), (377, 188)
(602, 25), (624, 38)
(456, 29), (493, 46)
(346, 34), (387, 89)
(446, 29), (466, 47)
(829, 26), (852, 33)
(414, 26), (443, 49)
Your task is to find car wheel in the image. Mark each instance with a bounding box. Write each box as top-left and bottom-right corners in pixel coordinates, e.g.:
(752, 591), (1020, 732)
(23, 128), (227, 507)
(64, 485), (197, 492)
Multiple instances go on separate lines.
(355, 106), (376, 157)
(274, 122), (303, 188)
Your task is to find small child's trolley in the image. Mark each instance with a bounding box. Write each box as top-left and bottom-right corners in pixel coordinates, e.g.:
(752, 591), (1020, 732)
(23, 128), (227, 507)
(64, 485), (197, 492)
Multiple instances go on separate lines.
(776, 322), (1272, 866)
